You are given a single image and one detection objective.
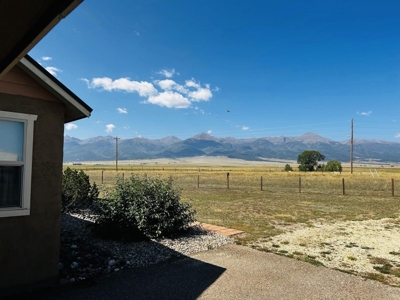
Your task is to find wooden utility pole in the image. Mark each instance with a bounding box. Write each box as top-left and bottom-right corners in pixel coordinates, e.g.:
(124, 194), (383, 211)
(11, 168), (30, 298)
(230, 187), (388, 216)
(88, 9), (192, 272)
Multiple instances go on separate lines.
(114, 136), (120, 171)
(350, 118), (354, 174)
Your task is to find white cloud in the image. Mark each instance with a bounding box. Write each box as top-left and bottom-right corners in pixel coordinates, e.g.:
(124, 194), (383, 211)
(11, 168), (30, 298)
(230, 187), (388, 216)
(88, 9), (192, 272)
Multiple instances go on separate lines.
(45, 66), (61, 76)
(207, 130), (213, 134)
(395, 133), (400, 138)
(185, 79), (200, 88)
(156, 79), (177, 90)
(65, 123), (78, 130)
(88, 75), (213, 109)
(80, 78), (90, 86)
(357, 111), (372, 117)
(90, 77), (158, 97)
(188, 87), (212, 101)
(41, 56), (52, 61)
(117, 108), (128, 114)
(157, 69), (177, 78)
(242, 126), (249, 130)
(147, 91), (191, 108)
(155, 79), (189, 94)
(105, 124), (116, 133)
(134, 31), (140, 36)
(185, 80), (212, 101)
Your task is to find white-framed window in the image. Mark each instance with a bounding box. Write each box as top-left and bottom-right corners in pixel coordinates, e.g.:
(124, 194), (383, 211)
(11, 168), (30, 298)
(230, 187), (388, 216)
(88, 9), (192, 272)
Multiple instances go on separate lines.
(0, 111), (37, 218)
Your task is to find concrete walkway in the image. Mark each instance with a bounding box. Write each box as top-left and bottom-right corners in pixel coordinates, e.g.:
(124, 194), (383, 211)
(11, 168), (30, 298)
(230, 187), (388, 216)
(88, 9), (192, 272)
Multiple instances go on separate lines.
(16, 244), (400, 300)
(193, 222), (245, 237)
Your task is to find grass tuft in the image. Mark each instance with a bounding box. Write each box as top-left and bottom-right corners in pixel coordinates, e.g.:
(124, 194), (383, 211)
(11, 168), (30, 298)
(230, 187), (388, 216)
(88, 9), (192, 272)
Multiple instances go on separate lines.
(303, 256), (324, 267)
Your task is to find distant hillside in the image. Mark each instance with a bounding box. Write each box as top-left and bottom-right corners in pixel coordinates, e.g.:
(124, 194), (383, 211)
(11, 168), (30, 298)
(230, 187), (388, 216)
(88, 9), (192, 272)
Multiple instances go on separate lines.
(63, 132), (400, 163)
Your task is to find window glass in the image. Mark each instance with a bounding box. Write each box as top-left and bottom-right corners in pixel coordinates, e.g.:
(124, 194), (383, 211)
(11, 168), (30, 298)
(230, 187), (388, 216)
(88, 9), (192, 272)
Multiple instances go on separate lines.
(0, 166), (22, 208)
(0, 120), (24, 161)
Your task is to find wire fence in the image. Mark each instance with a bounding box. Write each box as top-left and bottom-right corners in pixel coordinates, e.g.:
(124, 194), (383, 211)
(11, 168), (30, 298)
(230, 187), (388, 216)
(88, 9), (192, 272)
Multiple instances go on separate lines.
(79, 169), (398, 197)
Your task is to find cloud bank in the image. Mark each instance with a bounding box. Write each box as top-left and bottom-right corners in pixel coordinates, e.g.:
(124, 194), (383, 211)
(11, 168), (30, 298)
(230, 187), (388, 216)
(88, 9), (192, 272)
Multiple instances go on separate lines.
(84, 70), (213, 109)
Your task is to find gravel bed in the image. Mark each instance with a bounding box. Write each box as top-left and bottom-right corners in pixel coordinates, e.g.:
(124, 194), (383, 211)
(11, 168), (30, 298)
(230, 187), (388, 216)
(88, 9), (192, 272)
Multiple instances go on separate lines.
(59, 212), (233, 285)
(248, 218), (400, 286)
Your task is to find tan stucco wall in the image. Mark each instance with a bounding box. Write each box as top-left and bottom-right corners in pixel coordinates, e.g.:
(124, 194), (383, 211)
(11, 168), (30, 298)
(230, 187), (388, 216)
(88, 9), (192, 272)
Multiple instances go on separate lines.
(0, 93), (65, 290)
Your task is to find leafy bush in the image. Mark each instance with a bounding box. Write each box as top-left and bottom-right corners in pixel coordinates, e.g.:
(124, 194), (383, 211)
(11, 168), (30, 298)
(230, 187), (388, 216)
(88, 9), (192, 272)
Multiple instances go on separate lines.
(94, 175), (196, 241)
(62, 167), (99, 211)
(324, 160), (342, 172)
(284, 164), (293, 172)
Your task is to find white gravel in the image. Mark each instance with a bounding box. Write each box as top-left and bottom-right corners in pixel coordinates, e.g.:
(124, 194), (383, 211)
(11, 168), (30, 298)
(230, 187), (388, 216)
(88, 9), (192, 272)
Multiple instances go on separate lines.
(59, 212), (233, 284)
(249, 218), (400, 286)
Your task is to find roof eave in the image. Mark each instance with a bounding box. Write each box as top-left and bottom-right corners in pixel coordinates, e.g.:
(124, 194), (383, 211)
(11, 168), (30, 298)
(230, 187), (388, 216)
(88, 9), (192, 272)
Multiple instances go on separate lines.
(18, 56), (92, 123)
(0, 0), (84, 79)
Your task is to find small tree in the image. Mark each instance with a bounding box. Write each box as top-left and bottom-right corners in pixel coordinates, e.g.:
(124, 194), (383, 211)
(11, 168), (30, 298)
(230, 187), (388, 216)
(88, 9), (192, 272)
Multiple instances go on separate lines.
(324, 160), (342, 173)
(61, 167), (99, 211)
(284, 164), (293, 172)
(297, 150), (325, 172)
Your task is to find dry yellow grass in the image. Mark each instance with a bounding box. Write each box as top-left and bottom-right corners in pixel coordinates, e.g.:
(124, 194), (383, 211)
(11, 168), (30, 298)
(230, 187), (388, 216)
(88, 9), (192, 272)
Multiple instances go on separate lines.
(64, 164), (400, 245)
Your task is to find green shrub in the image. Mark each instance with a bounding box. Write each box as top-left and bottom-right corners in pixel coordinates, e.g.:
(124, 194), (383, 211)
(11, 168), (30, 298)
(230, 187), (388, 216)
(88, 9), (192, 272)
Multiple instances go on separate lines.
(323, 160), (343, 172)
(61, 167), (99, 211)
(94, 175), (196, 241)
(284, 164), (293, 172)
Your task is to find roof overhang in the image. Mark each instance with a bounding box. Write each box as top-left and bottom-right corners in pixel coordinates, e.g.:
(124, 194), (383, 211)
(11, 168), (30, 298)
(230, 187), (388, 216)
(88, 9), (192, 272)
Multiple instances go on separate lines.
(18, 55), (92, 123)
(0, 0), (83, 79)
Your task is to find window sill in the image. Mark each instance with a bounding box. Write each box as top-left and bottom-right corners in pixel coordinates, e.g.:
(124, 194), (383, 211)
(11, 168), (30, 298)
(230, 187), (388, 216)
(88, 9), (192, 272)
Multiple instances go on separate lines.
(0, 208), (30, 218)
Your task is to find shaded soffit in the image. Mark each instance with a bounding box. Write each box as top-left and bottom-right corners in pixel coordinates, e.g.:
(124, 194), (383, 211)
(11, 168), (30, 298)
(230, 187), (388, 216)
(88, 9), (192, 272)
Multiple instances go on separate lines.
(0, 0), (83, 78)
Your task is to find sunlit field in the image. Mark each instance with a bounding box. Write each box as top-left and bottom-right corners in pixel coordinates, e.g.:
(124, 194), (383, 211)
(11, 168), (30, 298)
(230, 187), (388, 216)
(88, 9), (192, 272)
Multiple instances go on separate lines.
(64, 163), (400, 245)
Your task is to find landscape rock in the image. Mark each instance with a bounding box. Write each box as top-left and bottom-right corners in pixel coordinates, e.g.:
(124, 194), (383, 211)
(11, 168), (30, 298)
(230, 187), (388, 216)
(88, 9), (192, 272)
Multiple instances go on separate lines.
(59, 211), (233, 285)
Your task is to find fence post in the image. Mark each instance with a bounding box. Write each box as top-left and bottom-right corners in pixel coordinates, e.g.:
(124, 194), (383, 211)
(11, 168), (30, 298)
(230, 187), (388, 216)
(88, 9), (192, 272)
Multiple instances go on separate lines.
(261, 176), (263, 191)
(122, 173), (124, 183)
(227, 172), (230, 189)
(101, 170), (104, 184)
(392, 178), (395, 197)
(299, 176), (301, 193)
(342, 178), (345, 195)
(197, 175), (200, 188)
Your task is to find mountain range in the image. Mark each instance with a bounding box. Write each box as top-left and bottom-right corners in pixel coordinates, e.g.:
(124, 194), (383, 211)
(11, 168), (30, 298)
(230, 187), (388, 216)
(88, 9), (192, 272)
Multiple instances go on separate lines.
(63, 132), (400, 163)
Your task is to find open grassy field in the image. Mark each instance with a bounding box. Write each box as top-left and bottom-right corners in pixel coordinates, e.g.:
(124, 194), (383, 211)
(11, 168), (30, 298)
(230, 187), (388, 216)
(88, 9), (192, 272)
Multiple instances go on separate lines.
(65, 162), (400, 246)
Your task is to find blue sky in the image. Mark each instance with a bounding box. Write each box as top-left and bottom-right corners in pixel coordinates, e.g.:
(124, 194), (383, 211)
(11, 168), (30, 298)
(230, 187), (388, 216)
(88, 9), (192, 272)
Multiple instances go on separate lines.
(29, 0), (400, 142)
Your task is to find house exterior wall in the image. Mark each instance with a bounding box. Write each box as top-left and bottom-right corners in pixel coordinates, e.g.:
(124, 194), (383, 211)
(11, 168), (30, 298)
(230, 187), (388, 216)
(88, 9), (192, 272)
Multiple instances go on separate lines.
(0, 92), (65, 291)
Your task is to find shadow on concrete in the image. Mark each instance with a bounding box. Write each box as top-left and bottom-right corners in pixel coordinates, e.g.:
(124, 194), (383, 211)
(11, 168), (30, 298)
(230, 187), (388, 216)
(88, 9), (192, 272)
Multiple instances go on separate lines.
(12, 256), (225, 300)
(6, 214), (226, 300)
